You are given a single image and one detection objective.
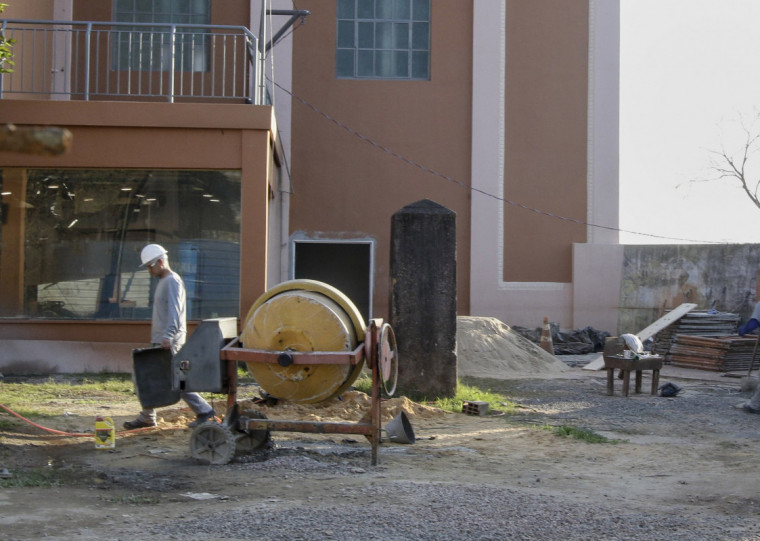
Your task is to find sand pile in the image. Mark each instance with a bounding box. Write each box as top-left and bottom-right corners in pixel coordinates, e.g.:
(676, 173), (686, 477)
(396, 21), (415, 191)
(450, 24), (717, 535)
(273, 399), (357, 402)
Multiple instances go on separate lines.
(456, 316), (569, 379)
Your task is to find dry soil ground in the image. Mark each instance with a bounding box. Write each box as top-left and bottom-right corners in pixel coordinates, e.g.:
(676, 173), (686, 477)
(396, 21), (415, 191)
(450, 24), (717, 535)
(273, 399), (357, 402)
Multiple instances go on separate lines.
(2, 360), (760, 540)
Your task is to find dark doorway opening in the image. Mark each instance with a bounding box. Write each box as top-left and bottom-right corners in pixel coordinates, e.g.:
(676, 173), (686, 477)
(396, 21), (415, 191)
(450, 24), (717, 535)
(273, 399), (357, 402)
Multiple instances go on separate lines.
(293, 240), (372, 323)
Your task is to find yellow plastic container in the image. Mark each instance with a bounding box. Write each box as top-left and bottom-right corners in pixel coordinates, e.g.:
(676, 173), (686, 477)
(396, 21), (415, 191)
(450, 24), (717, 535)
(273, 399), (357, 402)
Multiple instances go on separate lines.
(94, 416), (115, 449)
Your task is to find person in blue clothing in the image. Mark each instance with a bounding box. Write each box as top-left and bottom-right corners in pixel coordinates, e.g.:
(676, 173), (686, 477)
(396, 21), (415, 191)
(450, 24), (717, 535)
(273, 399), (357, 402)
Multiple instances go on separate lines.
(123, 244), (216, 429)
(738, 302), (760, 337)
(739, 301), (760, 414)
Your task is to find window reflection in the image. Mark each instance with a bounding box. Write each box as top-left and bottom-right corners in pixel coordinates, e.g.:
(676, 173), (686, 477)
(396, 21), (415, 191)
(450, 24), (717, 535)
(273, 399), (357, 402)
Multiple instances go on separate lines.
(0, 168), (240, 320)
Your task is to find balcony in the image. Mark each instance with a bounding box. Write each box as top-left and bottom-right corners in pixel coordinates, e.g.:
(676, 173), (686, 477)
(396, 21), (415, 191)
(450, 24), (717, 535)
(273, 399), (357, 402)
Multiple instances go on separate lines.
(0, 19), (264, 104)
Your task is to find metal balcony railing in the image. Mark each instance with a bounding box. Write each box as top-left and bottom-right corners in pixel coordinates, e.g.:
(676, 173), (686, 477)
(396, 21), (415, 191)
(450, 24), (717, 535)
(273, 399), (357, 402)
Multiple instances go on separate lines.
(0, 19), (263, 104)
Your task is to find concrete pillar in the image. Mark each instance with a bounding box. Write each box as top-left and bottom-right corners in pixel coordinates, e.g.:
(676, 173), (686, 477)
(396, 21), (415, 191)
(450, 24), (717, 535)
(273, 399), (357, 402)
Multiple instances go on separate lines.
(390, 199), (457, 398)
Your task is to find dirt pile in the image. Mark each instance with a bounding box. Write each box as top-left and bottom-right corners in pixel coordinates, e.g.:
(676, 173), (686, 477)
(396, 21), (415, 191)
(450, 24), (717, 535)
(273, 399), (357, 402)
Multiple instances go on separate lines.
(247, 390), (449, 424)
(456, 316), (569, 379)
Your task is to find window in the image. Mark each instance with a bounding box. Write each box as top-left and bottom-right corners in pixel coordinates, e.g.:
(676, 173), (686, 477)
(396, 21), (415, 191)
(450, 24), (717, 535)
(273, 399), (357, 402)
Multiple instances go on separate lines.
(112, 0), (211, 72)
(0, 168), (241, 321)
(336, 0), (430, 80)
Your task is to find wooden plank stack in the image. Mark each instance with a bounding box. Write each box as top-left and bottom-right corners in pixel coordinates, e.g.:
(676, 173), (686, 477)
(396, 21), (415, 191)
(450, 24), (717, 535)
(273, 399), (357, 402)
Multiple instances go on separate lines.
(667, 335), (759, 372)
(652, 311), (740, 356)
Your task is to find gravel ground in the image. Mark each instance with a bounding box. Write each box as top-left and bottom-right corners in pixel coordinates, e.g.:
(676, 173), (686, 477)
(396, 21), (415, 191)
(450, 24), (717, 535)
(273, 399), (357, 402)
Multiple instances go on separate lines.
(119, 363), (760, 541)
(137, 478), (757, 541)
(4, 360), (760, 541)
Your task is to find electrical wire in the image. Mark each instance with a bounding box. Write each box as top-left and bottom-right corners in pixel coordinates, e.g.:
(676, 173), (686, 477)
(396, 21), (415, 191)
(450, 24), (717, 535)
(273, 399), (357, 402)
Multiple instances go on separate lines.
(0, 402), (173, 437)
(0, 402), (94, 437)
(262, 1), (307, 194)
(268, 0), (275, 109)
(269, 77), (727, 245)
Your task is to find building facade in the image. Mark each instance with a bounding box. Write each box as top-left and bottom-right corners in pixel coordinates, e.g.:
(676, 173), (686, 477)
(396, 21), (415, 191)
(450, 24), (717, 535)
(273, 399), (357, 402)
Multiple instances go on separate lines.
(0, 0), (284, 372)
(285, 0), (619, 329)
(0, 0), (620, 373)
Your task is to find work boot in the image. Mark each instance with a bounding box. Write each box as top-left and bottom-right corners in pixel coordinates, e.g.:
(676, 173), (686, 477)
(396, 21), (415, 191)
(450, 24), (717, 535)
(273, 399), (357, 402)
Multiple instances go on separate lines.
(742, 403), (760, 414)
(123, 418), (157, 429)
(188, 410), (216, 428)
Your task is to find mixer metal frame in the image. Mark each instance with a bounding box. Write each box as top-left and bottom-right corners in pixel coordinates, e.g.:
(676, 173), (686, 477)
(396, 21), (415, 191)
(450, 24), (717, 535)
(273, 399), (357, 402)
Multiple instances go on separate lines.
(190, 318), (397, 466)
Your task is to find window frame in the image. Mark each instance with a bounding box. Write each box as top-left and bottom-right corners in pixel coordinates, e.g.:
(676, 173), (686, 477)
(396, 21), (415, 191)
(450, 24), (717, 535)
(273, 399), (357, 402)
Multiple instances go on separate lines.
(336, 0), (431, 80)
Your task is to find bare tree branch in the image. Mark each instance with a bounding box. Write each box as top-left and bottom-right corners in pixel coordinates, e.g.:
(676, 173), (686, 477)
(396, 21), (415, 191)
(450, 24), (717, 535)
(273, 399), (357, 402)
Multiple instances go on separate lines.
(704, 114), (760, 212)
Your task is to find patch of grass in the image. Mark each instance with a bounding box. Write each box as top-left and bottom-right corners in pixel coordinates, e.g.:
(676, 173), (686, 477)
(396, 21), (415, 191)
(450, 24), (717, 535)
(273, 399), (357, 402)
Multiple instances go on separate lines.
(236, 363), (257, 384)
(0, 419), (19, 430)
(545, 424), (623, 444)
(351, 374), (372, 395)
(0, 374), (134, 418)
(0, 468), (64, 488)
(717, 440), (743, 449)
(350, 375), (516, 415)
(431, 382), (516, 414)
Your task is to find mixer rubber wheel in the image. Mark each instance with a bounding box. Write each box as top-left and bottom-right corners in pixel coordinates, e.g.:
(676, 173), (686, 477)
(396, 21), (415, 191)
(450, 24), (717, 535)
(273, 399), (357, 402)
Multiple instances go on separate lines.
(235, 410), (270, 452)
(189, 422), (236, 465)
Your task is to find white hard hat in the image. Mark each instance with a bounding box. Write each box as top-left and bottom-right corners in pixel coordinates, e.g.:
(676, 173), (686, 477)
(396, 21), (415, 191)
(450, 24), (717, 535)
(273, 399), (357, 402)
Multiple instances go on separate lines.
(140, 244), (168, 267)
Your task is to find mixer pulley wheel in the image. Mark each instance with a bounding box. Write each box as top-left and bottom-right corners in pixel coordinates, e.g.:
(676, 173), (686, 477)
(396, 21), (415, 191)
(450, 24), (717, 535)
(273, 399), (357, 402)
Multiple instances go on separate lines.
(189, 422), (236, 465)
(379, 323), (399, 397)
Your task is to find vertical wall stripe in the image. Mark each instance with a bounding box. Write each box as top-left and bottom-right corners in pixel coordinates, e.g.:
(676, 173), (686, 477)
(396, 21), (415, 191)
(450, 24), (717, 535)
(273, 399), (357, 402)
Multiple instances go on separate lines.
(587, 0), (597, 244)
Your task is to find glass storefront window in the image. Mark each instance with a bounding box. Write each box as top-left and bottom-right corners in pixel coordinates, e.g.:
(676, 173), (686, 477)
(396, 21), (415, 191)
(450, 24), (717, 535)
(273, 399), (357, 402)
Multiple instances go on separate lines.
(0, 168), (241, 321)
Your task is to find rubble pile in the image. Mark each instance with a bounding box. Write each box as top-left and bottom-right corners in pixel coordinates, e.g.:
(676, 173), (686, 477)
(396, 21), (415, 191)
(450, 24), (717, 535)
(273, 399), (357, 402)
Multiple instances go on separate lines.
(511, 323), (610, 355)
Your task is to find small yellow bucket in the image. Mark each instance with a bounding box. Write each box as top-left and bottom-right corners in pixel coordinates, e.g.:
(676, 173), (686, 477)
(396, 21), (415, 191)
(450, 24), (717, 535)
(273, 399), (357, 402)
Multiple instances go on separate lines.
(94, 416), (115, 449)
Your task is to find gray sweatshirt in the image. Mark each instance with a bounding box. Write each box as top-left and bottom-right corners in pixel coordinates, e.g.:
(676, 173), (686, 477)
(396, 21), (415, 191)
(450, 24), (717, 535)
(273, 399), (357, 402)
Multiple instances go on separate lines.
(151, 270), (187, 352)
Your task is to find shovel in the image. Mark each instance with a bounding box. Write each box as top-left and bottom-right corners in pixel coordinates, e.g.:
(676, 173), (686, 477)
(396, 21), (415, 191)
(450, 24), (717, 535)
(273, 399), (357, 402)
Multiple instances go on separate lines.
(741, 333), (760, 392)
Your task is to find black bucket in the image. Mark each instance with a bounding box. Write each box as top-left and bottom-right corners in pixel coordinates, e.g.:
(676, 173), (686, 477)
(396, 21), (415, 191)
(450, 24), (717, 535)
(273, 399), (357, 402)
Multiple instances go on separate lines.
(132, 347), (180, 408)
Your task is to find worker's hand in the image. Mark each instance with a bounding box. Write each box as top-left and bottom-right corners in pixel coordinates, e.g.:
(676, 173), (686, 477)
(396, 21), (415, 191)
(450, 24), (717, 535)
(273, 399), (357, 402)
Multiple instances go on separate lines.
(160, 337), (172, 349)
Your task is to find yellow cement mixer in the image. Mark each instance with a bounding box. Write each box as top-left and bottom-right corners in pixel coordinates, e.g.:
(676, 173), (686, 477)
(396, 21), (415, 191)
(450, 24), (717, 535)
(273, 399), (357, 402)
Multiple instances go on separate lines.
(239, 280), (368, 403)
(154, 280), (398, 466)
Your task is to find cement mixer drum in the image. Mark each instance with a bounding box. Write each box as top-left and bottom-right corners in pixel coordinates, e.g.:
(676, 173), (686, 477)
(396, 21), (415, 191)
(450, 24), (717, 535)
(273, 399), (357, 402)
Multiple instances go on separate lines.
(239, 280), (366, 403)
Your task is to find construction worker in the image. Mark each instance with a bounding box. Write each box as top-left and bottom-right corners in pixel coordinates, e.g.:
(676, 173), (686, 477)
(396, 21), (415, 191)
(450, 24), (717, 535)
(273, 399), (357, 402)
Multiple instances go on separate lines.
(123, 244), (216, 429)
(739, 301), (760, 414)
(738, 301), (760, 336)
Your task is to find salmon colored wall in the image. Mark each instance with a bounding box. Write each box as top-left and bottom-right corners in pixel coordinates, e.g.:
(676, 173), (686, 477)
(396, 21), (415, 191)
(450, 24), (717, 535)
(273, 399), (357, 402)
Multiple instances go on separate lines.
(72, 0), (108, 20)
(0, 101), (272, 168)
(3, 2), (58, 99)
(0, 320), (156, 342)
(289, 1), (473, 319)
(503, 0), (589, 283)
(0, 170), (25, 314)
(72, 0), (250, 25)
(239, 129), (273, 318)
(2, 1), (54, 19)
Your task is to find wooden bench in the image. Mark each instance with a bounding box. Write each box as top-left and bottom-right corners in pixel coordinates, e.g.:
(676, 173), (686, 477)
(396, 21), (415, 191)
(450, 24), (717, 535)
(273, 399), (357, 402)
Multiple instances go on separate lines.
(603, 354), (663, 397)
